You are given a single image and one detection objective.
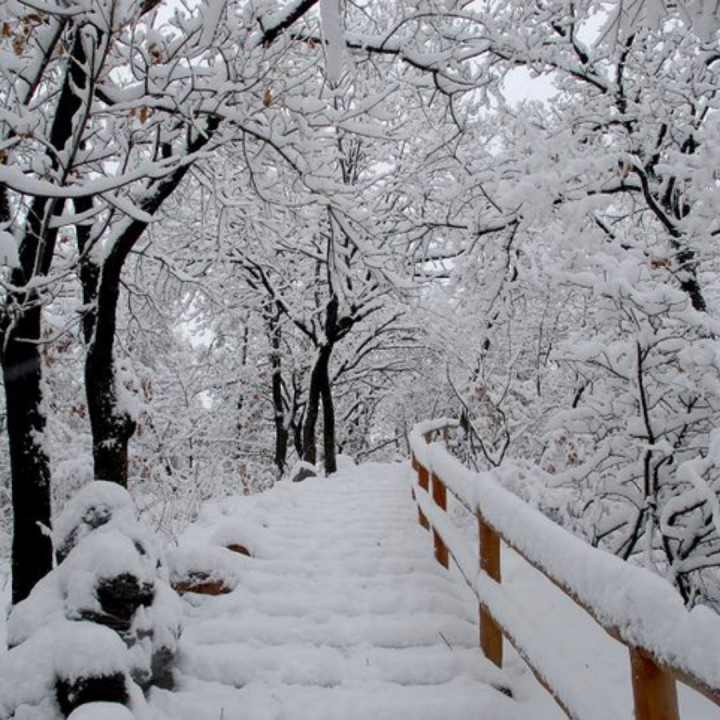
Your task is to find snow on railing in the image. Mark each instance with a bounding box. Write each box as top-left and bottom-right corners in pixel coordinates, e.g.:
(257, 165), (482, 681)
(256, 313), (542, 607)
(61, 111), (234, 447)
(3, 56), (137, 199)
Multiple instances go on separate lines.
(409, 420), (720, 720)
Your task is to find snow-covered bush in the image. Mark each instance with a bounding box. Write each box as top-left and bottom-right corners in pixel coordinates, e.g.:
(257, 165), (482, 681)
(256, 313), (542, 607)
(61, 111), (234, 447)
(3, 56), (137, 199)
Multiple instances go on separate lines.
(545, 278), (720, 607)
(0, 620), (129, 720)
(2, 482), (182, 718)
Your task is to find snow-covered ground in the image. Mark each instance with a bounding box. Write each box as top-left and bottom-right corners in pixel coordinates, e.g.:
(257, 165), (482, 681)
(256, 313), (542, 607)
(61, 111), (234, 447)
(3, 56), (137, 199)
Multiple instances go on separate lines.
(2, 462), (719, 718)
(150, 462), (539, 720)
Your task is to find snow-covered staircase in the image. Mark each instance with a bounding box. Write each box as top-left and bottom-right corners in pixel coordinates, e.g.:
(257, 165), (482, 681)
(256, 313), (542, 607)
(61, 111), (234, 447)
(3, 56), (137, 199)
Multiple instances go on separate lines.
(149, 463), (530, 720)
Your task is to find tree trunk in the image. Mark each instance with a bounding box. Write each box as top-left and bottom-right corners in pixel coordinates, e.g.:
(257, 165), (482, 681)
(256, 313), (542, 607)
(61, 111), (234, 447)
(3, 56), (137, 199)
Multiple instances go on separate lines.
(85, 257), (136, 487)
(74, 196), (99, 345)
(1, 244), (53, 604)
(292, 412), (304, 459)
(83, 120), (219, 486)
(3, 199), (61, 600)
(320, 361), (337, 475)
(302, 345), (332, 470)
(0, 23), (100, 603)
(301, 344), (338, 475)
(269, 316), (288, 476)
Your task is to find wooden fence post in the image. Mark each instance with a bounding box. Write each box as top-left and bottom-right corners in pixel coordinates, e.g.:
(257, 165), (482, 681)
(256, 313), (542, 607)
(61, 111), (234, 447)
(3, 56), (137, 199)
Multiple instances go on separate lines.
(478, 509), (503, 668)
(416, 462), (430, 530)
(629, 648), (679, 720)
(431, 472), (449, 569)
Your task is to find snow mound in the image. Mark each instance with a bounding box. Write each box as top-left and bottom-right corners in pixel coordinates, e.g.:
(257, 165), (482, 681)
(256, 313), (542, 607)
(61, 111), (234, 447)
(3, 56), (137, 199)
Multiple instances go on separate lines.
(335, 454), (357, 471)
(8, 480), (183, 713)
(167, 545), (244, 594)
(59, 527), (158, 620)
(210, 521), (271, 558)
(68, 703), (135, 720)
(0, 620), (129, 719)
(54, 621), (129, 684)
(54, 481), (138, 563)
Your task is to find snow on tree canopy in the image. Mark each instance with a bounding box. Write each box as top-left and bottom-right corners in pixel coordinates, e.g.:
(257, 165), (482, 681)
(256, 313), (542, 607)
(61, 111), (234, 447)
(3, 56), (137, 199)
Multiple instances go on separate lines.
(320, 0), (344, 84)
(612, 0), (720, 38)
(53, 481), (139, 563)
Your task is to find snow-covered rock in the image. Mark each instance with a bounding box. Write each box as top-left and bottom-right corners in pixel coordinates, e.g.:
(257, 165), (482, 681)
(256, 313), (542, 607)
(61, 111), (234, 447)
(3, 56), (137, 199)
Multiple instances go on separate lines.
(67, 703), (135, 720)
(167, 545), (244, 595)
(53, 482), (138, 564)
(6, 481), (183, 717)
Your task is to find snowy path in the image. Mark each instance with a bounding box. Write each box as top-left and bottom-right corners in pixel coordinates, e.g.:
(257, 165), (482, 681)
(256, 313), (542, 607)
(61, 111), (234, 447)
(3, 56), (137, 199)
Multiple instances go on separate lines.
(149, 463), (532, 720)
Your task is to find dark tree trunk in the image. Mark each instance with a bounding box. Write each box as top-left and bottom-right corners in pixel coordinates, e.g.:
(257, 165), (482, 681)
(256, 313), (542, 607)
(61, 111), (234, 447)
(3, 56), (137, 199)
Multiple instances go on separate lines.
(2, 304), (54, 605)
(301, 344), (337, 474)
(292, 411), (304, 459)
(320, 361), (337, 475)
(1, 192), (66, 601)
(74, 196), (99, 345)
(269, 316), (288, 476)
(235, 326), (250, 445)
(85, 257), (136, 487)
(76, 201), (136, 486)
(301, 349), (325, 469)
(83, 120), (219, 486)
(0, 23), (97, 603)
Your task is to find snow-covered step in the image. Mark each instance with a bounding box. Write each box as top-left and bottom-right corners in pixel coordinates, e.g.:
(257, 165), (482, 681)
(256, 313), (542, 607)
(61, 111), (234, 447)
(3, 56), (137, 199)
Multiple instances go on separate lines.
(182, 613), (479, 650)
(149, 464), (534, 720)
(177, 642), (507, 687)
(151, 675), (518, 720)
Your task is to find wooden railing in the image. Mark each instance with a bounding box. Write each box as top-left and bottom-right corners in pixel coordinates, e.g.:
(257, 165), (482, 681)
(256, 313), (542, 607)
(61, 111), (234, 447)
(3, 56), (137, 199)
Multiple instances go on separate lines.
(409, 419), (720, 720)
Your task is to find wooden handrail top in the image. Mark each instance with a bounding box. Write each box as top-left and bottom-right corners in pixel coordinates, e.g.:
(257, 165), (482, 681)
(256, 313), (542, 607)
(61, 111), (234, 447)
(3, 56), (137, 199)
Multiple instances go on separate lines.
(409, 420), (720, 711)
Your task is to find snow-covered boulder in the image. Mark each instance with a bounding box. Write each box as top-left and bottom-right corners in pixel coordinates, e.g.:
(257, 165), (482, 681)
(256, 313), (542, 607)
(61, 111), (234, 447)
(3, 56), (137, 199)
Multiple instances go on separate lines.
(6, 481), (183, 717)
(290, 460), (317, 482)
(167, 545), (244, 595)
(53, 481), (138, 564)
(67, 703), (135, 720)
(0, 620), (129, 719)
(210, 521), (271, 558)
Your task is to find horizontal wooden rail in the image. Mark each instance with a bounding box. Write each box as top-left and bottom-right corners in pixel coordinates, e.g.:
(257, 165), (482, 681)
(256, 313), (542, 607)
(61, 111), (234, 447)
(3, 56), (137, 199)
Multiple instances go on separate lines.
(409, 420), (720, 720)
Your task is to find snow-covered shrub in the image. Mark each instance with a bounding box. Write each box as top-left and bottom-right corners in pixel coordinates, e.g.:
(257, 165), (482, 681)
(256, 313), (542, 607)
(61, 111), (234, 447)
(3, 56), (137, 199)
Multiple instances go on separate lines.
(542, 264), (720, 609)
(53, 481), (137, 564)
(0, 620), (129, 719)
(3, 482), (182, 718)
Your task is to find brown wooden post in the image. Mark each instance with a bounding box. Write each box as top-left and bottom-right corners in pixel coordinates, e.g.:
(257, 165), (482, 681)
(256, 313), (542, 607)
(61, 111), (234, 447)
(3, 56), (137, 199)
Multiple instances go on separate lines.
(478, 509), (503, 668)
(417, 506), (430, 530)
(410, 453), (420, 507)
(415, 462), (430, 530)
(629, 648), (679, 720)
(418, 463), (429, 492)
(431, 472), (449, 569)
